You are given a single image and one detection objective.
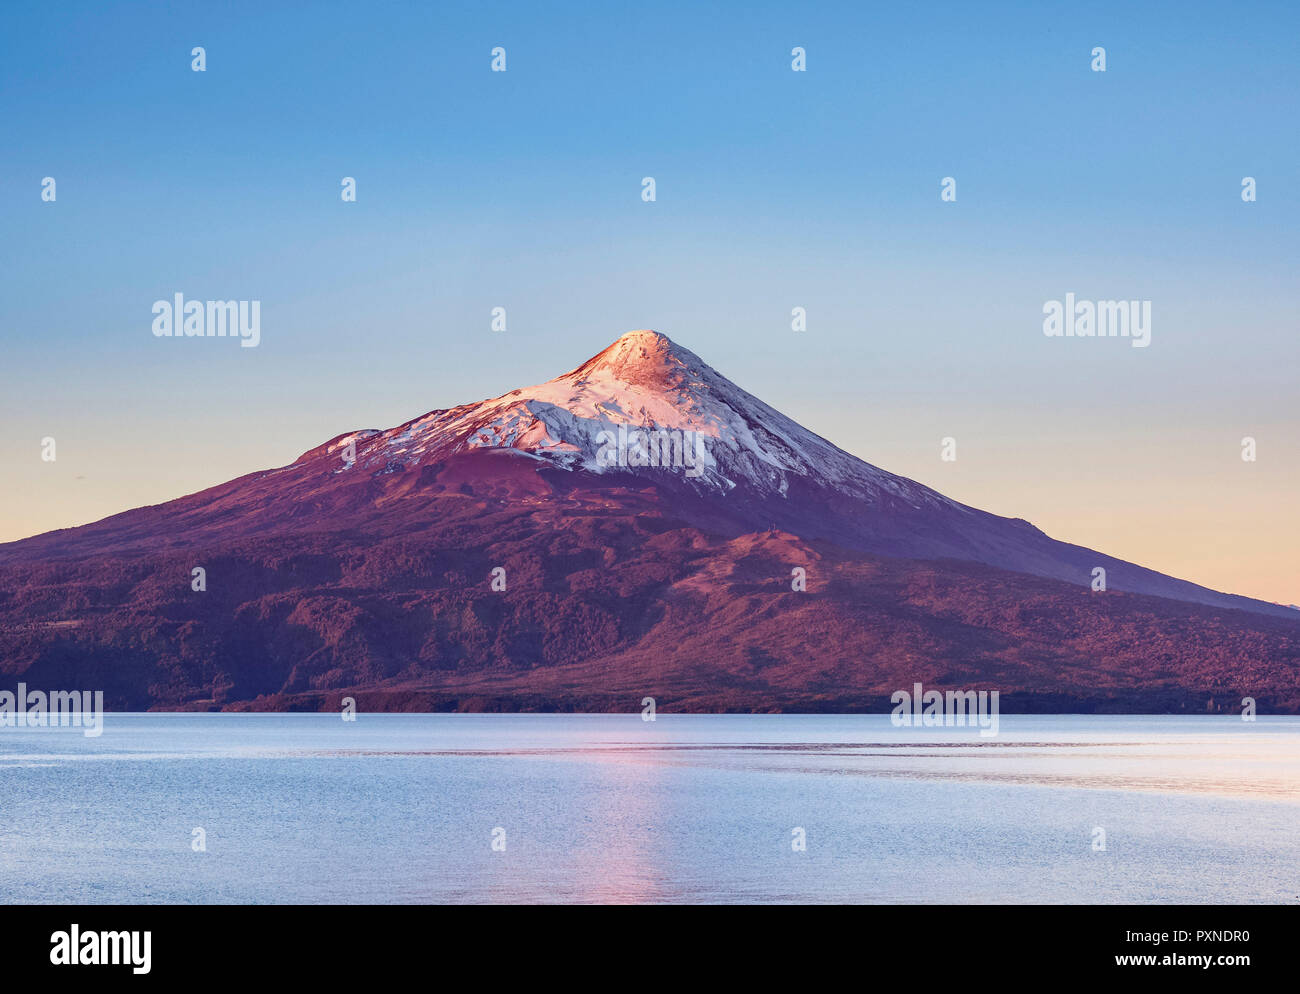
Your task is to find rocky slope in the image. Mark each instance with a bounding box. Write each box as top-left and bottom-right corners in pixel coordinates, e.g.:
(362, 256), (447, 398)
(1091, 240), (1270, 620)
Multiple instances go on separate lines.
(1, 331), (1296, 711)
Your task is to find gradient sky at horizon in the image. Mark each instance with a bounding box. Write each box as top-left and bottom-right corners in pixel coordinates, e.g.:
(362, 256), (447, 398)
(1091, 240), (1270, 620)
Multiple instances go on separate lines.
(1, 0), (1297, 605)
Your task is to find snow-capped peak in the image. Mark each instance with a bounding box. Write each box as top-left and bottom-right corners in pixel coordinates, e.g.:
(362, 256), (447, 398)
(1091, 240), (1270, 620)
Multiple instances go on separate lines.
(305, 331), (949, 507)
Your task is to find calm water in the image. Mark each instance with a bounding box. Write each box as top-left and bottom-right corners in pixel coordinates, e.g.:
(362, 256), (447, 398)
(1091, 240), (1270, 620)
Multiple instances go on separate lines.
(2, 714), (1298, 904)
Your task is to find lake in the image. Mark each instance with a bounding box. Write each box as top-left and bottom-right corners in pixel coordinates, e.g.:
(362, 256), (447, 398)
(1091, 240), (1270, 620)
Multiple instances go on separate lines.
(2, 714), (1297, 903)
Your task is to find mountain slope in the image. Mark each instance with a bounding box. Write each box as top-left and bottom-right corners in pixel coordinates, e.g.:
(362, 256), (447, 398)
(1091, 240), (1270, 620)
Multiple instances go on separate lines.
(3, 330), (1290, 620)
(2, 330), (1297, 714)
(1, 486), (1297, 713)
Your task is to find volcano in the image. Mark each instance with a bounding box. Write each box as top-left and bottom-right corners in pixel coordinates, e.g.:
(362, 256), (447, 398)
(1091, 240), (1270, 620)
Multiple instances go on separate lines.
(2, 330), (1297, 712)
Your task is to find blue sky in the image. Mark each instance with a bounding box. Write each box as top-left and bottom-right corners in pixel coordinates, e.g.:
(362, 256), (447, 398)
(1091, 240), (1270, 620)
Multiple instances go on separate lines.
(1, 0), (1297, 602)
